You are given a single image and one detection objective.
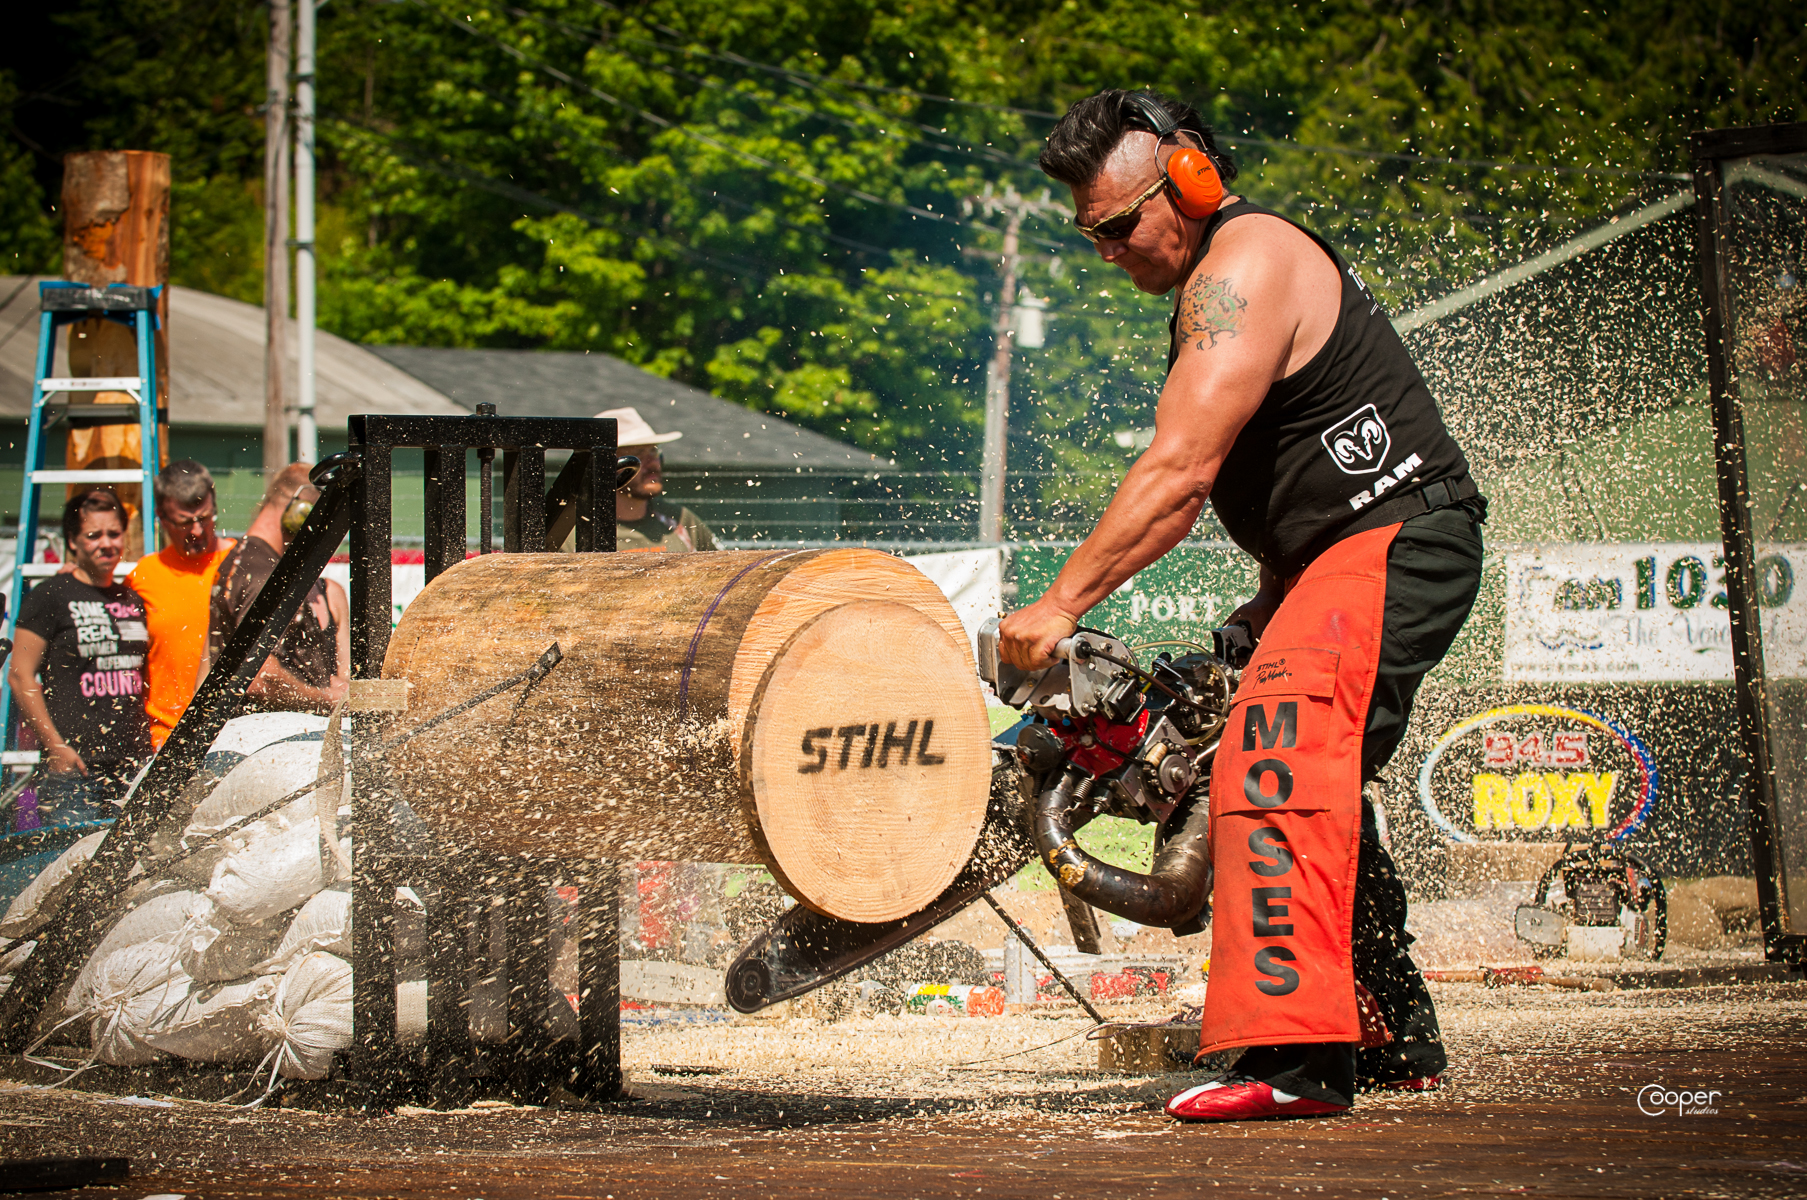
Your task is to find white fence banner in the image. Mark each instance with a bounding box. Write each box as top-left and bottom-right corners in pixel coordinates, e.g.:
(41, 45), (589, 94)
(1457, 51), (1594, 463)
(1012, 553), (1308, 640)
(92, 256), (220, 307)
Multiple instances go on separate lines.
(1504, 542), (1807, 682)
(903, 548), (1004, 654)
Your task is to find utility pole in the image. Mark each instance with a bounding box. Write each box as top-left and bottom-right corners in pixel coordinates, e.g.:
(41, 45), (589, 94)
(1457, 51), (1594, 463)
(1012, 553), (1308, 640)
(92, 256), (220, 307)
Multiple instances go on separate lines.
(971, 185), (1066, 544)
(263, 0), (292, 475)
(293, 0), (318, 464)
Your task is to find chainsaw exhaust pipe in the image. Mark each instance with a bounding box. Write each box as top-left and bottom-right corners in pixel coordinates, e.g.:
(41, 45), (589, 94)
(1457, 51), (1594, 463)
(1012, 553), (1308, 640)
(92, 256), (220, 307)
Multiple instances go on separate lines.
(1031, 766), (1212, 929)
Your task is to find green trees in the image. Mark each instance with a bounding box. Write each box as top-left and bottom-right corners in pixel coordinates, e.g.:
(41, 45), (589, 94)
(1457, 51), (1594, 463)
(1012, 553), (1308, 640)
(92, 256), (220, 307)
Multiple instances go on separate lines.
(2, 0), (1802, 519)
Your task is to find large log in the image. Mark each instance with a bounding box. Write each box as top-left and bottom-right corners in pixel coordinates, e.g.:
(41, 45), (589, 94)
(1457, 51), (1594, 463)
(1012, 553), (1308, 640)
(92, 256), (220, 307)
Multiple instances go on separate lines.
(383, 549), (992, 923)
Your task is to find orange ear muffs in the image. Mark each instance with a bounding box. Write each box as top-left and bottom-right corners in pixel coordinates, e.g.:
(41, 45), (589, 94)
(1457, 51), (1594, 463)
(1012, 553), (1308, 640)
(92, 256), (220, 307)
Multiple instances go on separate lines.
(1124, 91), (1226, 221)
(1163, 145), (1225, 219)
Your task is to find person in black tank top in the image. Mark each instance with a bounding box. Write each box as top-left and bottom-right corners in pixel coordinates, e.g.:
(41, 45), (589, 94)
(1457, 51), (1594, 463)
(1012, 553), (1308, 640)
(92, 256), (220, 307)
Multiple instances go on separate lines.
(1176, 200), (1476, 577)
(998, 90), (1486, 1124)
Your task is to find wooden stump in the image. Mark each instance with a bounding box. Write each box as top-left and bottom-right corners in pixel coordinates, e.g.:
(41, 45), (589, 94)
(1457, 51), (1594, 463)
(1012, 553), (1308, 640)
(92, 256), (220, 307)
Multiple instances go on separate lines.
(61, 150), (171, 560)
(382, 549), (992, 923)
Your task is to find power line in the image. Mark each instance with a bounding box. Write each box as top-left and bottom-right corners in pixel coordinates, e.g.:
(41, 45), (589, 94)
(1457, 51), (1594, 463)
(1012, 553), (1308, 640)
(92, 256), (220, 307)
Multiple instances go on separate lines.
(408, 0), (1048, 245)
(581, 0), (1063, 120)
(523, 6), (1033, 172)
(579, 12), (1046, 169)
(1218, 133), (1690, 182)
(339, 79), (900, 261)
(330, 116), (1006, 311)
(409, 0), (1628, 260)
(576, 0), (1688, 183)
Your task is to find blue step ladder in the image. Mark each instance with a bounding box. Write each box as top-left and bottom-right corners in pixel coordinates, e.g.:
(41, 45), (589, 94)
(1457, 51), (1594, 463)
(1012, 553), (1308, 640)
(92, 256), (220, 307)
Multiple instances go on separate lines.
(2, 281), (163, 771)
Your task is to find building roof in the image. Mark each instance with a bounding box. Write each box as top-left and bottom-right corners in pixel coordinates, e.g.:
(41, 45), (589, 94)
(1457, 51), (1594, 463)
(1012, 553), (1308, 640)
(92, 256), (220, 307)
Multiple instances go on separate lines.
(0, 276), (464, 427)
(0, 277), (890, 472)
(365, 345), (893, 472)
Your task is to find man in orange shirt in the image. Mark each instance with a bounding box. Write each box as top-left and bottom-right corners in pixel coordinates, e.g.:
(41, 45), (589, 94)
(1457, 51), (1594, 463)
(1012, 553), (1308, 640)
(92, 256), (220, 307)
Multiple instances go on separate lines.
(127, 461), (235, 747)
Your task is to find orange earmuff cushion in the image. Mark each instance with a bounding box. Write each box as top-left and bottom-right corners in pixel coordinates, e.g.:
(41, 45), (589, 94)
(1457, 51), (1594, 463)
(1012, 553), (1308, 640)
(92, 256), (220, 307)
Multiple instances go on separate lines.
(1164, 146), (1225, 219)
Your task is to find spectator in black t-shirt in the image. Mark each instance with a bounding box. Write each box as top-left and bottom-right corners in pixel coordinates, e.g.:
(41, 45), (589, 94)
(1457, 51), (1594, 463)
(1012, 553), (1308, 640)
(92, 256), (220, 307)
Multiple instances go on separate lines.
(8, 489), (152, 825)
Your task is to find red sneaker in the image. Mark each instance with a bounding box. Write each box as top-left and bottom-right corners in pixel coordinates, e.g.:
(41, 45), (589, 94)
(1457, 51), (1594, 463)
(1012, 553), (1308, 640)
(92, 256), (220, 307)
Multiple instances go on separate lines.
(1380, 1074), (1443, 1092)
(1165, 1079), (1350, 1123)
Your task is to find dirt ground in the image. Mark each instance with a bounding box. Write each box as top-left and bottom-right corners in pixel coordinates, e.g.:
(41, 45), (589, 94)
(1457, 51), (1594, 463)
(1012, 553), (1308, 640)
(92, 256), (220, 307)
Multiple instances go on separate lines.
(4, 979), (1807, 1199)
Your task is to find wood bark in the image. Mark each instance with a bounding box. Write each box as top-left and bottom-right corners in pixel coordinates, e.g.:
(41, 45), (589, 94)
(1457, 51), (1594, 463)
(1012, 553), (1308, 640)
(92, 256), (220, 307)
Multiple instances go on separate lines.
(60, 150), (171, 560)
(382, 549), (992, 923)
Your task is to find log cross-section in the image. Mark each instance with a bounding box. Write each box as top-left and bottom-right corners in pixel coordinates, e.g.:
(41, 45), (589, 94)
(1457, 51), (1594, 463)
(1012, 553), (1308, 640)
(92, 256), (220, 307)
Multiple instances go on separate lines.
(382, 549), (990, 922)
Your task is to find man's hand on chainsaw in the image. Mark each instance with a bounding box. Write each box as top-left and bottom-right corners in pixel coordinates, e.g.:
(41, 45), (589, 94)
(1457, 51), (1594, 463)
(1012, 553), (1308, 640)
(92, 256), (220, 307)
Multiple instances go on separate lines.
(998, 598), (1080, 671)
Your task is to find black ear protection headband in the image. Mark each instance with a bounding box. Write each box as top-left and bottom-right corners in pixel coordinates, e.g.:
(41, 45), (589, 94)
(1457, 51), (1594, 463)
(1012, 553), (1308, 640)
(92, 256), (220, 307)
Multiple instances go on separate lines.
(1123, 92), (1227, 220)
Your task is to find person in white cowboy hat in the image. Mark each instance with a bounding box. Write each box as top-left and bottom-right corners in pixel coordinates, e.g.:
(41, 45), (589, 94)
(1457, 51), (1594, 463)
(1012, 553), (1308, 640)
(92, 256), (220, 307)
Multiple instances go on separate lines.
(592, 406), (718, 553)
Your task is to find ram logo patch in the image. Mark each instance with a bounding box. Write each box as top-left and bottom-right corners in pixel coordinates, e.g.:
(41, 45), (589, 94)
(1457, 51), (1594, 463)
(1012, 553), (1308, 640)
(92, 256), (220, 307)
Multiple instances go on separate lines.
(1321, 403), (1392, 475)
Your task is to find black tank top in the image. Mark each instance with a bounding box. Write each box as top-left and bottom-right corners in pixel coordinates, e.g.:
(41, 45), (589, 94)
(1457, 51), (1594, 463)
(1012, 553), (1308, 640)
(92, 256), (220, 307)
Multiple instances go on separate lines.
(1168, 200), (1471, 576)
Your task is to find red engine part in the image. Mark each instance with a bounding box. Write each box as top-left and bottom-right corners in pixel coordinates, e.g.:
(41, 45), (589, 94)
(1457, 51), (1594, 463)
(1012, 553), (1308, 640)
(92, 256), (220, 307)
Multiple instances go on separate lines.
(1090, 966), (1173, 1001)
(1049, 710), (1150, 778)
(1090, 971), (1140, 1001)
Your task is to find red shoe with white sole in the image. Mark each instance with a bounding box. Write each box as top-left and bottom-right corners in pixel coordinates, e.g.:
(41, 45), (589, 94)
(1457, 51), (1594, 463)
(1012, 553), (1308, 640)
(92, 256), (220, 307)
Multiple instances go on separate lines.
(1165, 1079), (1350, 1123)
(1380, 1074), (1443, 1092)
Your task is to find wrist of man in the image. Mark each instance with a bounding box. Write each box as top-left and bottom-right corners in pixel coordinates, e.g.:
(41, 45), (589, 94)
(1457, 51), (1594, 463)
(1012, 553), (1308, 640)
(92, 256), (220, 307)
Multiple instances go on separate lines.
(1039, 596), (1083, 629)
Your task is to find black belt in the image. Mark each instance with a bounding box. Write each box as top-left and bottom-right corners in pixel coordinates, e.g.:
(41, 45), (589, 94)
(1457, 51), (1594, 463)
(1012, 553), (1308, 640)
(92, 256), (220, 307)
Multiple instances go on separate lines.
(1368, 474), (1482, 526)
(1281, 475), (1485, 578)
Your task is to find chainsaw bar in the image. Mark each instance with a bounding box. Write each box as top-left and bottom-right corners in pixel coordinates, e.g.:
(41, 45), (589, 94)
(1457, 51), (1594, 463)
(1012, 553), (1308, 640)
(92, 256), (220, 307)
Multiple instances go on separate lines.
(724, 758), (1034, 1013)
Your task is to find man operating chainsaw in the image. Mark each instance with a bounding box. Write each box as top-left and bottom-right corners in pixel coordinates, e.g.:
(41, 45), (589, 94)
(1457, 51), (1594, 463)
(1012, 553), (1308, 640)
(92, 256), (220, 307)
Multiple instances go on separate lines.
(998, 90), (1484, 1122)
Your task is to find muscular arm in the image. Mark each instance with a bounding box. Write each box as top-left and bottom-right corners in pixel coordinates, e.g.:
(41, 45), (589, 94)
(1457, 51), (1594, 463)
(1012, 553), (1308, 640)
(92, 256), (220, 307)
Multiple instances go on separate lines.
(999, 224), (1320, 670)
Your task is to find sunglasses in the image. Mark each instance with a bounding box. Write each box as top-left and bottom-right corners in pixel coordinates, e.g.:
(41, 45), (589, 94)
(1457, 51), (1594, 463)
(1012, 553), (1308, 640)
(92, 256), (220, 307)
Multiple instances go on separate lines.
(1074, 176), (1168, 242)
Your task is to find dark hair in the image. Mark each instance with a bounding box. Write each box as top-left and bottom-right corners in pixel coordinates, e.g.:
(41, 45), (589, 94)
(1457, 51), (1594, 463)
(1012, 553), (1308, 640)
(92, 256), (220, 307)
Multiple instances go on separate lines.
(1039, 89), (1237, 190)
(155, 459), (216, 512)
(63, 488), (128, 546)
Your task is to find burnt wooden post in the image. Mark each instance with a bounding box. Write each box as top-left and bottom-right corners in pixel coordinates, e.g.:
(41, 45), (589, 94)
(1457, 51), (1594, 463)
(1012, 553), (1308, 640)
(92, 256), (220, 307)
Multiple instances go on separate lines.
(60, 150), (171, 559)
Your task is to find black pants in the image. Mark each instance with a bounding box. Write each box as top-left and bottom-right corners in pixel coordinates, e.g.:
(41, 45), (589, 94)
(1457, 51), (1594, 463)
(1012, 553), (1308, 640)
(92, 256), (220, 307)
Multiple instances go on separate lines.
(1236, 505), (1483, 1106)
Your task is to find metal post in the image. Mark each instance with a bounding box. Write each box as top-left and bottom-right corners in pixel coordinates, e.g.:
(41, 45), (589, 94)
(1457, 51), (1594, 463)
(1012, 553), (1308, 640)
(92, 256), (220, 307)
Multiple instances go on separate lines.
(1001, 933), (1033, 1006)
(972, 185), (1065, 544)
(263, 0), (292, 474)
(293, 0), (318, 464)
(978, 195), (1020, 545)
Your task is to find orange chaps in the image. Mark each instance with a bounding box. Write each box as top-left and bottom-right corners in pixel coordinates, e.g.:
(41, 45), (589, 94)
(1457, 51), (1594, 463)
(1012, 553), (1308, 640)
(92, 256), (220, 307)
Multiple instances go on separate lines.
(1200, 523), (1401, 1057)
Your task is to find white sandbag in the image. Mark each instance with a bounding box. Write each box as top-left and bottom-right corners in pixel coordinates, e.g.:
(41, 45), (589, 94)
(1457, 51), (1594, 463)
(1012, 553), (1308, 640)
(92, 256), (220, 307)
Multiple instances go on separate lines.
(166, 795), (329, 888)
(186, 741), (331, 837)
(1, 830), (107, 940)
(87, 942), (188, 1067)
(205, 818), (344, 925)
(208, 712), (328, 758)
(0, 939), (32, 1000)
(259, 952), (352, 1080)
(263, 888), (350, 973)
(63, 888), (198, 1015)
(140, 972), (278, 1064)
(177, 897), (284, 983)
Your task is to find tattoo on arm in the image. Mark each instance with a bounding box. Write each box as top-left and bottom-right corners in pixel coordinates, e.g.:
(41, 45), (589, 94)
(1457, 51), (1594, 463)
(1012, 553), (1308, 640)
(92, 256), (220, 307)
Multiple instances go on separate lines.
(1178, 273), (1248, 351)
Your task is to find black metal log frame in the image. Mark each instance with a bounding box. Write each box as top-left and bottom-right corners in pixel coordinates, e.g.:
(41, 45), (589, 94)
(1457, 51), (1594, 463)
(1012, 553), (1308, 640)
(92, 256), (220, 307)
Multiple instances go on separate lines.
(1691, 121), (1807, 967)
(1, 411), (629, 1110)
(345, 414), (622, 1107)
